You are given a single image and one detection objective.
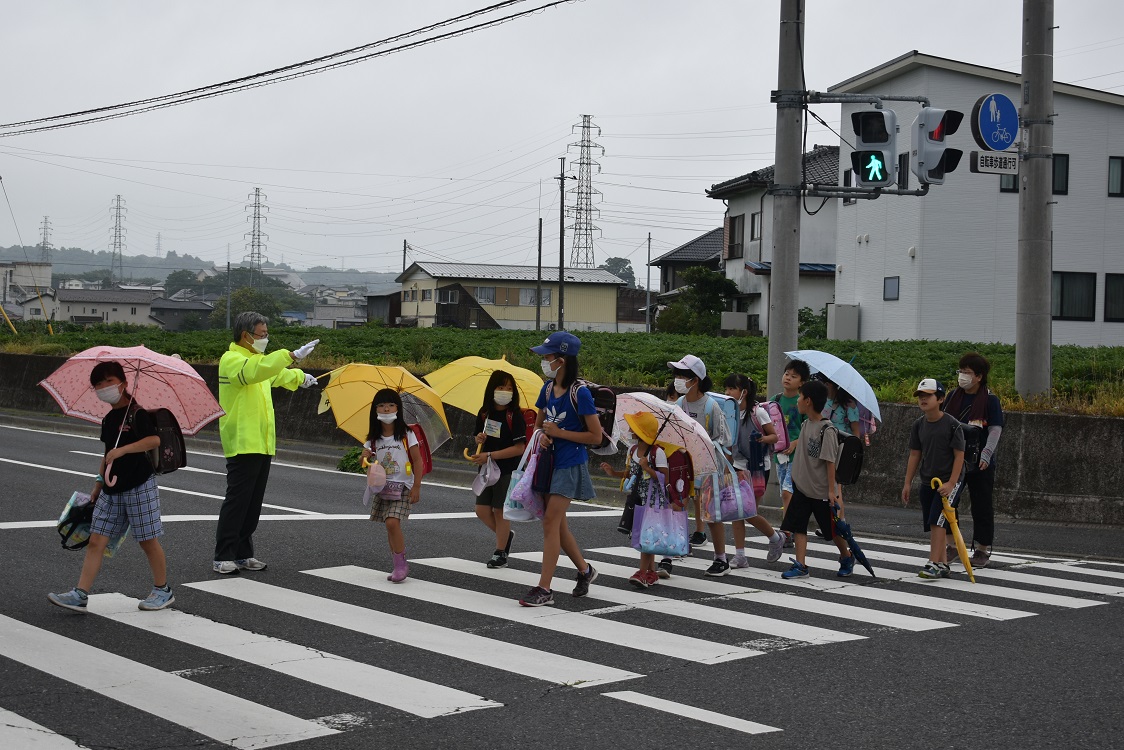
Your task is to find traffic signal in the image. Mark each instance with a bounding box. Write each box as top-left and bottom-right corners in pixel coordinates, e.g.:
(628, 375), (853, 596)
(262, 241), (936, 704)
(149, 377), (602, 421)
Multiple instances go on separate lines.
(911, 107), (964, 185)
(850, 110), (897, 188)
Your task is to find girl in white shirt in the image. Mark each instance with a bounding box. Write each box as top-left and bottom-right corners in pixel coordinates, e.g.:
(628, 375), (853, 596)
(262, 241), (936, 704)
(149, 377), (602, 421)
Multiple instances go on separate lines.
(361, 388), (424, 583)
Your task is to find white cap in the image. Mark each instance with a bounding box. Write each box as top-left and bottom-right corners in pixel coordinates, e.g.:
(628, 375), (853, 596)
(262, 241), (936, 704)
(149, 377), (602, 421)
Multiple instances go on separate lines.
(667, 354), (706, 380)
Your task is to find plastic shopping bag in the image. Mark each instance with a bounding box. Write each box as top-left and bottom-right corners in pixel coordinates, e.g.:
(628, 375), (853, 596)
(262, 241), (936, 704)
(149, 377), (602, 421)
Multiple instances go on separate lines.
(57, 491), (130, 557)
(504, 430), (546, 522)
(633, 498), (689, 557)
(699, 452), (757, 523)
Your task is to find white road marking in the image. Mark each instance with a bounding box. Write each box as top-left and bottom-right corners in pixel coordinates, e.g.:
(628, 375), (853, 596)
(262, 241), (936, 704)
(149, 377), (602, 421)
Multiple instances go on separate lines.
(0, 707), (85, 748)
(417, 556), (866, 644)
(304, 565), (763, 664)
(88, 593), (500, 718)
(602, 691), (781, 735)
(0, 614), (337, 749)
(185, 577), (641, 688)
(504, 552), (951, 632)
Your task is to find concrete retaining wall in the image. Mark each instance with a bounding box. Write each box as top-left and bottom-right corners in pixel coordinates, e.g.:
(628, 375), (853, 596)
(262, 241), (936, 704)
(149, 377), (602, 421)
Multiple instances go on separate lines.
(3, 352), (1121, 524)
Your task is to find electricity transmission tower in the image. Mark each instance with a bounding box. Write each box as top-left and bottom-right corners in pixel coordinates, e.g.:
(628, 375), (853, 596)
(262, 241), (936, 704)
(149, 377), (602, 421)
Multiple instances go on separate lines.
(155, 232), (163, 258)
(109, 195), (126, 287)
(244, 187), (269, 289)
(38, 216), (52, 262)
(566, 114), (604, 269)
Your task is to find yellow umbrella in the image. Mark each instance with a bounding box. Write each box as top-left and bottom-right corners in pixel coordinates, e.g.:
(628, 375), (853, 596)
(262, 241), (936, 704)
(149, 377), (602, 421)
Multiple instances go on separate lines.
(931, 477), (975, 583)
(321, 364), (451, 449)
(425, 355), (543, 418)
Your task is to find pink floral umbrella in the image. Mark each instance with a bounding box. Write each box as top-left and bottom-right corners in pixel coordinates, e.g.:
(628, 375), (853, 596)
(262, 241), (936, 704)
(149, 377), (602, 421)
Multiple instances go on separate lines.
(39, 345), (223, 435)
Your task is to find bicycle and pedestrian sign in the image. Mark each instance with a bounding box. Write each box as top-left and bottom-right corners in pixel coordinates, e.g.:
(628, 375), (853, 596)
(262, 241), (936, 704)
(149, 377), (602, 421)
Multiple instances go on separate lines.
(970, 93), (1019, 152)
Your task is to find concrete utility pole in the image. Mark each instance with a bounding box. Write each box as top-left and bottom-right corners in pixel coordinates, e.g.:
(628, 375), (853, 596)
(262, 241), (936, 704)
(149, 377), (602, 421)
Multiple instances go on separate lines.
(1016, 0), (1054, 398)
(536, 217), (543, 331)
(402, 239), (407, 272)
(645, 232), (652, 333)
(766, 0), (805, 397)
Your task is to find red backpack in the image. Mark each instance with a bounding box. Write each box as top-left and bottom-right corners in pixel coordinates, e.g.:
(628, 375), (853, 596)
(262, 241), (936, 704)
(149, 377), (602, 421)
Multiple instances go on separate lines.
(503, 408), (537, 444)
(402, 424), (433, 477)
(663, 447), (696, 509)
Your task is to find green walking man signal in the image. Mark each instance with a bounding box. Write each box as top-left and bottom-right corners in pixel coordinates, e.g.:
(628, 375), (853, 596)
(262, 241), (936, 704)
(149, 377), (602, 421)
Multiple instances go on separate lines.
(861, 152), (885, 181)
(850, 110), (897, 188)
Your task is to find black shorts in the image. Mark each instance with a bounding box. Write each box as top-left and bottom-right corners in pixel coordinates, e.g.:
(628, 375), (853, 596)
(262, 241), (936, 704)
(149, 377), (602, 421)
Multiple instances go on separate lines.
(920, 481), (964, 532)
(476, 474), (513, 509)
(779, 483), (834, 540)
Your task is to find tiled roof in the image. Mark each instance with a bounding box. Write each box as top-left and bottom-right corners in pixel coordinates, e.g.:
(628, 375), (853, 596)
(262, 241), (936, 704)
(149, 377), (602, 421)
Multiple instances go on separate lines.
(745, 261), (836, 276)
(150, 298), (214, 311)
(56, 289), (157, 304)
(398, 261), (624, 285)
(649, 228), (723, 266)
(707, 145), (840, 198)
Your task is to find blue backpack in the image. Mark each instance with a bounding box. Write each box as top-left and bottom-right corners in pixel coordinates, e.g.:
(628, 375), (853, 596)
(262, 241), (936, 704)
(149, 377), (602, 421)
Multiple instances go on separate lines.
(677, 392), (739, 448)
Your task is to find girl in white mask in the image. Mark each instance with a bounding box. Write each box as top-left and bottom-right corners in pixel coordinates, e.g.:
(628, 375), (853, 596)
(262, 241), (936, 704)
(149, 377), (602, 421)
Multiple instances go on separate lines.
(470, 371), (532, 568)
(361, 388), (424, 583)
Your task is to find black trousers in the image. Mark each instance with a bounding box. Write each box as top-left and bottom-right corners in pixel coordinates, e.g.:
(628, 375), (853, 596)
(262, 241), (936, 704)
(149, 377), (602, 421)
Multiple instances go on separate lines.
(214, 453), (272, 561)
(962, 464), (996, 547)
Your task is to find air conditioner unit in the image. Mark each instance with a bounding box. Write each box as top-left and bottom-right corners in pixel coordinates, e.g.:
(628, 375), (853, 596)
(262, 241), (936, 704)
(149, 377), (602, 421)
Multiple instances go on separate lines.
(394, 317), (402, 324)
(546, 322), (557, 331)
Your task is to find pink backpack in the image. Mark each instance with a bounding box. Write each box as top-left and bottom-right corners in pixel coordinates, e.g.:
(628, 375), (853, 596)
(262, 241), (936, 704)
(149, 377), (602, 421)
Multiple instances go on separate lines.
(751, 400), (790, 454)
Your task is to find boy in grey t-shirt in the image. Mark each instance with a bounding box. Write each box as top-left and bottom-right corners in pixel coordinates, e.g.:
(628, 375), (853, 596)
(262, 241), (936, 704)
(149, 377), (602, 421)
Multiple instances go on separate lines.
(901, 378), (966, 580)
(778, 380), (855, 579)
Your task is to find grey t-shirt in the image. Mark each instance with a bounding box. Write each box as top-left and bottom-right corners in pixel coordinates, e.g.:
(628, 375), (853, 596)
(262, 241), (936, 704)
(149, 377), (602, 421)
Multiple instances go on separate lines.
(791, 417), (841, 499)
(909, 413), (966, 483)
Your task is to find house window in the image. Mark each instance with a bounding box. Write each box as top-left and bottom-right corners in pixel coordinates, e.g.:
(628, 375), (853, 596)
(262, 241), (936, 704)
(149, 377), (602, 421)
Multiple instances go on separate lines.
(519, 288), (551, 306)
(421, 289), (432, 302)
(1051, 271), (1095, 321)
(728, 214), (744, 259)
(1104, 274), (1124, 322)
(31, 307), (40, 316)
(90, 307), (97, 314)
(475, 287), (496, 305)
(112, 307), (118, 312)
(437, 289), (459, 304)
(883, 276), (900, 301)
(130, 307), (137, 315)
(1053, 153), (1069, 195)
(842, 169), (856, 205)
(1109, 157), (1123, 197)
(749, 211), (762, 241)
(1000, 173), (1018, 193)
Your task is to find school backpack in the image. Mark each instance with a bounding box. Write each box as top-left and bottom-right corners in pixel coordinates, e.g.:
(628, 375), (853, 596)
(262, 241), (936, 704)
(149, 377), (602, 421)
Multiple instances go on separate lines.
(754, 400), (790, 454)
(857, 405), (878, 446)
(505, 408), (538, 444)
(127, 405), (186, 475)
(402, 423), (433, 477)
(833, 426), (865, 485)
(960, 423), (983, 472)
(663, 447), (696, 508)
(568, 380), (617, 455)
(706, 392), (740, 447)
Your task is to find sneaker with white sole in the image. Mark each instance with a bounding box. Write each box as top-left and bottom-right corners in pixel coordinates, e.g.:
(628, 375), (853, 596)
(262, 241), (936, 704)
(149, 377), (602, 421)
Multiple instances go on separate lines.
(572, 564), (598, 597)
(138, 586), (175, 611)
(47, 588), (88, 613)
(704, 559), (730, 577)
(656, 558), (673, 579)
(212, 560), (239, 575)
(235, 558), (267, 571)
(781, 558), (809, 579)
(919, 561), (945, 580)
(970, 547), (991, 568)
(766, 532), (785, 563)
(729, 555), (750, 569)
(628, 570), (649, 588)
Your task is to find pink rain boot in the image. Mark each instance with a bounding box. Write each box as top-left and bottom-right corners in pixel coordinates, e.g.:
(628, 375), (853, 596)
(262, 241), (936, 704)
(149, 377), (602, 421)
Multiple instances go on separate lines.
(388, 551), (409, 583)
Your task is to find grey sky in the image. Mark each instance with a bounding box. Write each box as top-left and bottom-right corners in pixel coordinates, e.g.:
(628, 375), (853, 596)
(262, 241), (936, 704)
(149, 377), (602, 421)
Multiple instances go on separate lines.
(2, 0), (1121, 284)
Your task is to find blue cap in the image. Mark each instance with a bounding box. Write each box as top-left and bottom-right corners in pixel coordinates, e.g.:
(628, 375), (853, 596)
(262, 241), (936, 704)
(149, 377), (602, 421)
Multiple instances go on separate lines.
(530, 331), (581, 356)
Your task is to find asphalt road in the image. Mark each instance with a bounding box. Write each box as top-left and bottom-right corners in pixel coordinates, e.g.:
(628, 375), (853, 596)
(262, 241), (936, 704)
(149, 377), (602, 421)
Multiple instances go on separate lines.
(2, 420), (1123, 750)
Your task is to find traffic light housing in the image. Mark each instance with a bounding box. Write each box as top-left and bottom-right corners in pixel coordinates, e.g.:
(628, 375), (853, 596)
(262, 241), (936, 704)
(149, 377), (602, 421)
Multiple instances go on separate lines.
(850, 110), (897, 188)
(911, 107), (964, 185)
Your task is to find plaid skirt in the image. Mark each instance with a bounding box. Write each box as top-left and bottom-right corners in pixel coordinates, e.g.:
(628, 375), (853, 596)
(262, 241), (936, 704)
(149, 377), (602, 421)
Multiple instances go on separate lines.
(370, 482), (411, 523)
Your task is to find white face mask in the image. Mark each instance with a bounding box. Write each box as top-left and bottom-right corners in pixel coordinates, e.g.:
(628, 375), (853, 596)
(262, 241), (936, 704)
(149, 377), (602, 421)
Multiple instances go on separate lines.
(251, 337), (268, 353)
(493, 390), (513, 406)
(541, 359), (558, 378)
(94, 384), (121, 404)
(674, 378), (690, 395)
(958, 373), (974, 389)
(376, 412), (398, 424)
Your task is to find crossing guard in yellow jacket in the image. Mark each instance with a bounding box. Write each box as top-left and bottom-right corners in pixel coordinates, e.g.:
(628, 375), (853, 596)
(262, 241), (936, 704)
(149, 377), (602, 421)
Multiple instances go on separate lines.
(212, 311), (319, 574)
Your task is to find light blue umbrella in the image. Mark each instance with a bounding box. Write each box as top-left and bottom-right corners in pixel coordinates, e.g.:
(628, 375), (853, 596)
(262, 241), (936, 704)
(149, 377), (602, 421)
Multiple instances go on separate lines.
(784, 350), (881, 422)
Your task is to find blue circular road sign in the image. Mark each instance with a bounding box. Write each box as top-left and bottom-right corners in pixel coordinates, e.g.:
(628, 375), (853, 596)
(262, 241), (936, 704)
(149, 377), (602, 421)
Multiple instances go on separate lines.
(971, 93), (1019, 151)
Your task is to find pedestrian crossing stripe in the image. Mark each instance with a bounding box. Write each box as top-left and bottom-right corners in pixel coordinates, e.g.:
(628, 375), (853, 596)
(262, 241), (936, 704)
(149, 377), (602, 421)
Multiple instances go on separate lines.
(0, 614), (338, 749)
(0, 707), (85, 748)
(603, 691), (782, 735)
(302, 565), (763, 663)
(413, 556), (879, 642)
(584, 547), (1038, 621)
(184, 577), (642, 688)
(86, 592), (501, 718)
(498, 553), (955, 632)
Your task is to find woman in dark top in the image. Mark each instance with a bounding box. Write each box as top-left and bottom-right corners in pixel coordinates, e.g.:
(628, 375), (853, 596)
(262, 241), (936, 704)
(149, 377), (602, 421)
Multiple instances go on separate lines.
(470, 370), (528, 569)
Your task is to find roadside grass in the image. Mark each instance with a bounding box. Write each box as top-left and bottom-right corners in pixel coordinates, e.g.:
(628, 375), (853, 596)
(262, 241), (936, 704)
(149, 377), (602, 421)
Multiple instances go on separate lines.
(3, 323), (1122, 416)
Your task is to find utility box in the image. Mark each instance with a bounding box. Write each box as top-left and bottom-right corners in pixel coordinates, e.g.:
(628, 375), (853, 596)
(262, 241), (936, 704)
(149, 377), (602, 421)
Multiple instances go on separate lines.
(721, 311), (748, 332)
(827, 303), (860, 340)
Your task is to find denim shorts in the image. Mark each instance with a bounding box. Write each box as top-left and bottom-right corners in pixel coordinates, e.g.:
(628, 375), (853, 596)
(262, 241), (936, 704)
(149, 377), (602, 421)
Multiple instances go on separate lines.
(91, 476), (163, 542)
(549, 463), (596, 501)
(775, 461), (793, 494)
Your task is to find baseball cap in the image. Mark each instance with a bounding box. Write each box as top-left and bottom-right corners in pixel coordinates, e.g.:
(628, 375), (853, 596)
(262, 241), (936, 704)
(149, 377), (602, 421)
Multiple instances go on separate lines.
(530, 331), (581, 356)
(667, 354), (706, 380)
(914, 378), (946, 398)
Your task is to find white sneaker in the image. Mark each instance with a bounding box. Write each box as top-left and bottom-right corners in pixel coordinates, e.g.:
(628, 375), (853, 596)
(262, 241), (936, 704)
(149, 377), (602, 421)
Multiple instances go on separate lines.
(766, 532), (785, 563)
(212, 560), (238, 575)
(235, 558), (268, 571)
(730, 555), (750, 569)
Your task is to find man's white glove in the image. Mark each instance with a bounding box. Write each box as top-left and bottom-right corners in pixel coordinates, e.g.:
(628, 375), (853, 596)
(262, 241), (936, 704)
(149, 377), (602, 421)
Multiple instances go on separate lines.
(292, 339), (320, 361)
(300, 373), (318, 389)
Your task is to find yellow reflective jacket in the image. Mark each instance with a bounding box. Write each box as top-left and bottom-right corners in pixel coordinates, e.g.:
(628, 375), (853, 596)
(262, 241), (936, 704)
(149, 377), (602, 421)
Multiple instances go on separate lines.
(218, 343), (304, 457)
